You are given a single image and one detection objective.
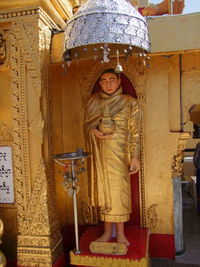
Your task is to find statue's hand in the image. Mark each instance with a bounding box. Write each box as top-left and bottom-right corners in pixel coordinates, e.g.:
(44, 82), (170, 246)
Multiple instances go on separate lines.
(129, 157), (140, 174)
(92, 128), (113, 139)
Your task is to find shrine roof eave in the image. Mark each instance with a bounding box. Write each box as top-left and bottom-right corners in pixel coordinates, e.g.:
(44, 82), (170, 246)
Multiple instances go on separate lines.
(0, 0), (74, 30)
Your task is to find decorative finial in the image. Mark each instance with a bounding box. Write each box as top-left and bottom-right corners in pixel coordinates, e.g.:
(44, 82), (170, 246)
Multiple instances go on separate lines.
(115, 50), (123, 73)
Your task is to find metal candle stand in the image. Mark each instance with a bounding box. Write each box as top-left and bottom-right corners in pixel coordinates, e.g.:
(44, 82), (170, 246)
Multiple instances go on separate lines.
(54, 149), (91, 254)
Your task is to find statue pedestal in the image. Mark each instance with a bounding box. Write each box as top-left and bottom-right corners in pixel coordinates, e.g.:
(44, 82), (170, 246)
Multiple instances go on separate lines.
(70, 225), (149, 267)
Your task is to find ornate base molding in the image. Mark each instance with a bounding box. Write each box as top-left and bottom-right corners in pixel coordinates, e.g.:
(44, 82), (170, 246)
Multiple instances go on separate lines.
(70, 251), (149, 267)
(17, 236), (63, 267)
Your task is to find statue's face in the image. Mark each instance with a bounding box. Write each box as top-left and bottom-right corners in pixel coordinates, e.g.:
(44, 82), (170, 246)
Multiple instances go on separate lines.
(99, 72), (121, 95)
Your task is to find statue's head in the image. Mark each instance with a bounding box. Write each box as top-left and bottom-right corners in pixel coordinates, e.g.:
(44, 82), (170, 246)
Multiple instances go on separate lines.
(99, 68), (121, 95)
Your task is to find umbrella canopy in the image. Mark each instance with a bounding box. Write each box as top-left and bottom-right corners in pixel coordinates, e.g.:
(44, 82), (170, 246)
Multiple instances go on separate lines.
(63, 0), (150, 61)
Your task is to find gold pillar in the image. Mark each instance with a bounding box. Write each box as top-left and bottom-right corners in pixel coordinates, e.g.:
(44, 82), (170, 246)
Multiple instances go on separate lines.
(0, 1), (73, 265)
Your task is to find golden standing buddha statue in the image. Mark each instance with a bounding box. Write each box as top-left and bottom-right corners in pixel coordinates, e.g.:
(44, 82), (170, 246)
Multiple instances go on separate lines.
(85, 69), (140, 248)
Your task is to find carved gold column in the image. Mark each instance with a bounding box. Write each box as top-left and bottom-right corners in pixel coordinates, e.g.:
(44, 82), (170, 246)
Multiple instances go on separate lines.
(0, 22), (18, 262)
(0, 2), (71, 265)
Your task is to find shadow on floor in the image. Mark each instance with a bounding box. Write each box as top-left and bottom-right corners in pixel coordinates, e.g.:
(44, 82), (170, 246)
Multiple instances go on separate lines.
(151, 189), (200, 267)
(151, 257), (200, 267)
(175, 206), (200, 265)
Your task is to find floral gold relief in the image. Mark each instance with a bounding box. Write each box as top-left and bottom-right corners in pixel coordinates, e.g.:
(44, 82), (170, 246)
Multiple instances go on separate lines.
(147, 204), (158, 229)
(70, 251), (149, 267)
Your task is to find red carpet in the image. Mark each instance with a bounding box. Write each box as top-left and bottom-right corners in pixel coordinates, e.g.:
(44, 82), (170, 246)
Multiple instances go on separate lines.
(70, 225), (149, 266)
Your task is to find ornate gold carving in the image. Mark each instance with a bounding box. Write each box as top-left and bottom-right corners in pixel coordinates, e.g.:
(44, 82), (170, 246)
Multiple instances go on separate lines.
(0, 8), (60, 31)
(79, 59), (148, 227)
(172, 132), (190, 178)
(172, 152), (183, 178)
(0, 9), (38, 20)
(70, 251), (149, 267)
(38, 8), (62, 31)
(0, 30), (10, 71)
(29, 113), (44, 142)
(0, 2), (67, 29)
(5, 9), (63, 266)
(147, 204), (158, 229)
(17, 159), (51, 234)
(0, 122), (12, 141)
(89, 241), (128, 255)
(38, 18), (63, 258)
(0, 33), (6, 64)
(0, 219), (6, 267)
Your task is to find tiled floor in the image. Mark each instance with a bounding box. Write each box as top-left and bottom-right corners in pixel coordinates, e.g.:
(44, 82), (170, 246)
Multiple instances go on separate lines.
(175, 191), (200, 266)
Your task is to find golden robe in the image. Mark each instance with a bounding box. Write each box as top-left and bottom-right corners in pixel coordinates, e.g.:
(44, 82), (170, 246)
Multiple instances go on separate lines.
(85, 88), (139, 223)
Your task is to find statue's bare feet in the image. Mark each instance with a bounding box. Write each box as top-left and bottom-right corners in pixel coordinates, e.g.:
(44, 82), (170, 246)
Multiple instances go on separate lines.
(117, 234), (130, 246)
(95, 232), (112, 242)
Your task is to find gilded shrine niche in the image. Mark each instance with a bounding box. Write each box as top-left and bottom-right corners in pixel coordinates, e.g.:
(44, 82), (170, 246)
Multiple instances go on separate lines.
(79, 59), (148, 227)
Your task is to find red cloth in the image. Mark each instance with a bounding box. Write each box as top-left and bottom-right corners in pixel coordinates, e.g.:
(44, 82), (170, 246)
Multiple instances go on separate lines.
(149, 234), (175, 259)
(78, 225), (148, 261)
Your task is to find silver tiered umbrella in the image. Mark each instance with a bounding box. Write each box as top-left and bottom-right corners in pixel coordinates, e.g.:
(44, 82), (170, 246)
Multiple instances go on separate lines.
(63, 0), (150, 64)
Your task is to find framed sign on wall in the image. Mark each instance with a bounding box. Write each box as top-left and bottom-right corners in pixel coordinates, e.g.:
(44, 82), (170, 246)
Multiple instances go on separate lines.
(0, 146), (14, 203)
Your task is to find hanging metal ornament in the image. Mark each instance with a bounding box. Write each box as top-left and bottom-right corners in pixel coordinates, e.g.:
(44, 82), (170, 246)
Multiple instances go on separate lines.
(115, 49), (123, 73)
(63, 0), (151, 64)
